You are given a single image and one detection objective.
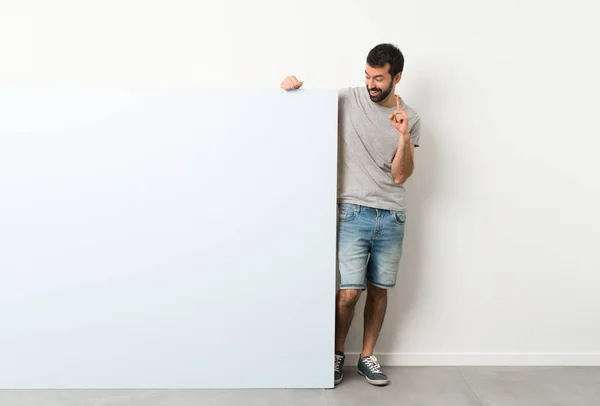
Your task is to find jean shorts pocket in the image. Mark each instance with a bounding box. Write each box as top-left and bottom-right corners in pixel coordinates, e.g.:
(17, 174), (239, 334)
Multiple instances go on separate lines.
(338, 204), (357, 222)
(393, 210), (406, 225)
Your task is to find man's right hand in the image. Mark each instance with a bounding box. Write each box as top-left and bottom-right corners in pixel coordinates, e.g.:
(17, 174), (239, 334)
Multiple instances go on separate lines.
(280, 76), (303, 91)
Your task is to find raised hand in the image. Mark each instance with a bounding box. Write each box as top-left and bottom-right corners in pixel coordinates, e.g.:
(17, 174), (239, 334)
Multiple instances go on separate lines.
(280, 76), (303, 91)
(389, 95), (409, 136)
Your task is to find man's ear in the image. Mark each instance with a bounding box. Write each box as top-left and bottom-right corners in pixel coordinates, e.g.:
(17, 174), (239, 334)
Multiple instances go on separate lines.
(394, 72), (402, 84)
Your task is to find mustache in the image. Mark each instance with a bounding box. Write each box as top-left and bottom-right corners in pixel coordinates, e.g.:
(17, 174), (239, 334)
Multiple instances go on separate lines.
(368, 88), (382, 92)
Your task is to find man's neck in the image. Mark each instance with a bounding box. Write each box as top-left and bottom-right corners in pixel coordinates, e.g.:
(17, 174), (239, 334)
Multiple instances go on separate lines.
(378, 93), (397, 108)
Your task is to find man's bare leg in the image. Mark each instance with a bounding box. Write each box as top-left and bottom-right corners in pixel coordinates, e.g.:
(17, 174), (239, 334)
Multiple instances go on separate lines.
(361, 283), (387, 357)
(335, 289), (362, 353)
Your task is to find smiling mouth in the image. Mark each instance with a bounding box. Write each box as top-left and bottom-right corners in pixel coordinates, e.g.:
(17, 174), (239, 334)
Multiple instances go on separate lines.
(369, 90), (381, 95)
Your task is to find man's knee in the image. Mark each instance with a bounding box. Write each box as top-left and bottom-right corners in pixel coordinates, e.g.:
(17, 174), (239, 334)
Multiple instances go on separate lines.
(337, 289), (362, 309)
(366, 282), (388, 297)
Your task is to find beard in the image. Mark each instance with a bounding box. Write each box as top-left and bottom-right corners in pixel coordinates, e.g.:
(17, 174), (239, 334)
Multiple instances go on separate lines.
(367, 81), (394, 103)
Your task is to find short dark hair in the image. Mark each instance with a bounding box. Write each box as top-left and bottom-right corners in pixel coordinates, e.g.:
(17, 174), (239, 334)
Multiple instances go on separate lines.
(366, 43), (404, 78)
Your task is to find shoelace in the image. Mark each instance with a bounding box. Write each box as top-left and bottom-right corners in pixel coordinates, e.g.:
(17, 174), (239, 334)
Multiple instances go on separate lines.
(334, 355), (344, 372)
(363, 356), (383, 374)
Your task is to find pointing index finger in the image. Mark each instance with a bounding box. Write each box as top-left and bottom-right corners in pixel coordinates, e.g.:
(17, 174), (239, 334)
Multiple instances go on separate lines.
(396, 95), (402, 111)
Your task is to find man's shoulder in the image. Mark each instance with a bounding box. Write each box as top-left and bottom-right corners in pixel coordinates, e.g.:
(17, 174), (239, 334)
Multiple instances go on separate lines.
(400, 99), (422, 145)
(339, 86), (421, 124)
(399, 98), (420, 120)
(338, 86), (364, 100)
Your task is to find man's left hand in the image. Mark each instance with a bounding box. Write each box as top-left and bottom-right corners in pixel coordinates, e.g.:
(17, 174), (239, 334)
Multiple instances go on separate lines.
(389, 95), (409, 138)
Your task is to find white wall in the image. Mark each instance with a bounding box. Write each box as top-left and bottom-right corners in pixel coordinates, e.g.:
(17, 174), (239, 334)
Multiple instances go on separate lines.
(2, 0), (599, 366)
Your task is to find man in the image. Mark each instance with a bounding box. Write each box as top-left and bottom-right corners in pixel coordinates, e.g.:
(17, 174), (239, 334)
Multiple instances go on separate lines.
(280, 43), (420, 386)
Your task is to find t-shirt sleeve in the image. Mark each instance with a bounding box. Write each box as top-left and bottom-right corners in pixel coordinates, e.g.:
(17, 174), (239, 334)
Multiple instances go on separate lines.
(409, 114), (421, 147)
(338, 87), (350, 107)
(337, 87), (350, 125)
(338, 87), (350, 101)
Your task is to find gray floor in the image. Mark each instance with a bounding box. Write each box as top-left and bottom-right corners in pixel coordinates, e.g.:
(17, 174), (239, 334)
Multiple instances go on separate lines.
(1, 367), (599, 406)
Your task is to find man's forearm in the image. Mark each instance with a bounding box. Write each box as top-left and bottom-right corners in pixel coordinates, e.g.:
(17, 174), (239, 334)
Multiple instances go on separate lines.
(391, 135), (413, 184)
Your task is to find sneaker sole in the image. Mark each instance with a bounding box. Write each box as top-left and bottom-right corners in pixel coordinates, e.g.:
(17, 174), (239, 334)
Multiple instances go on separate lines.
(358, 370), (389, 386)
(334, 376), (343, 385)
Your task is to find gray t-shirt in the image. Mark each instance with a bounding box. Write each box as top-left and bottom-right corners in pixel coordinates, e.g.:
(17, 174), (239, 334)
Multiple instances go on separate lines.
(337, 86), (421, 212)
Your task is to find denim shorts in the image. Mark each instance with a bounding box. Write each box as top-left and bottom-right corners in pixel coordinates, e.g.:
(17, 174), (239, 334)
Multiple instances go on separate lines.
(337, 203), (406, 290)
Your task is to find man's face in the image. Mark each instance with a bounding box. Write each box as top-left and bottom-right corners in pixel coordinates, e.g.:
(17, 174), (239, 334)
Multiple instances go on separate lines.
(365, 64), (395, 103)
